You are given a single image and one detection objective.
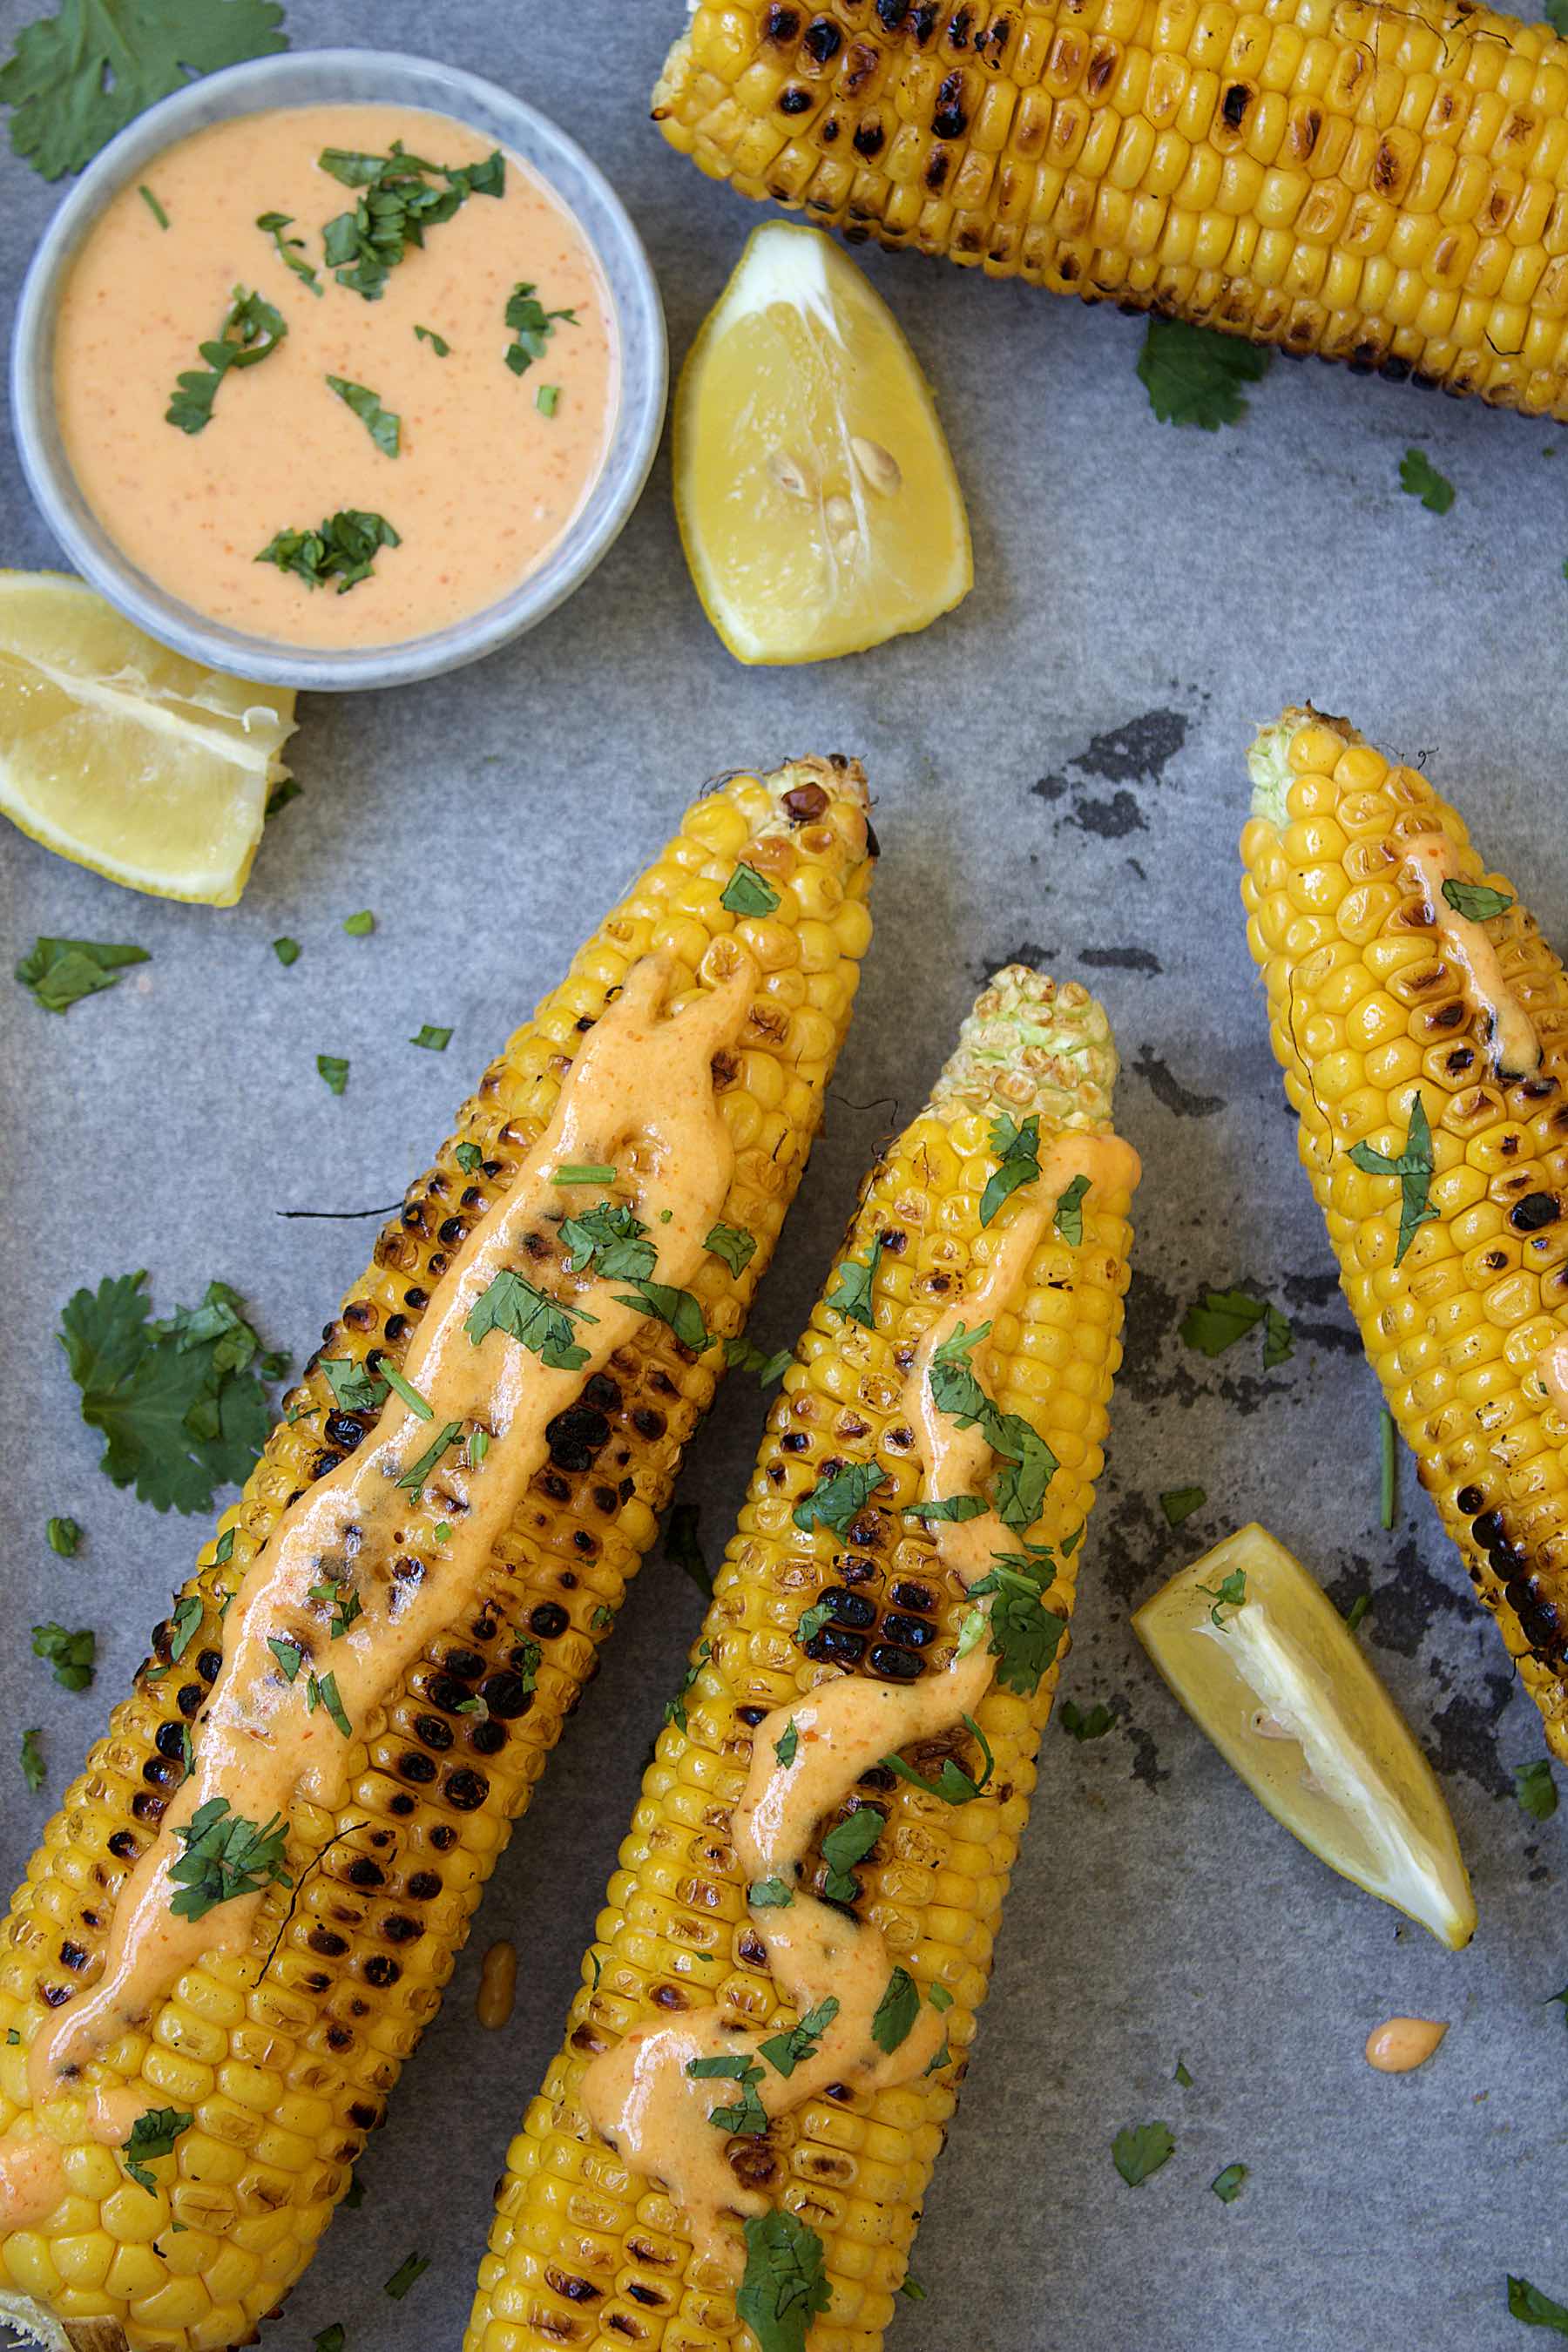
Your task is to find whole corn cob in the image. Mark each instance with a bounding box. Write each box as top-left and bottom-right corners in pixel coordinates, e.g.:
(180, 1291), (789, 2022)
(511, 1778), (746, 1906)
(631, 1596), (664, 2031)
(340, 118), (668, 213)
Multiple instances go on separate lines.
(466, 966), (1139, 2352)
(0, 755), (875, 2352)
(656, 0), (1568, 418)
(1241, 708), (1568, 1754)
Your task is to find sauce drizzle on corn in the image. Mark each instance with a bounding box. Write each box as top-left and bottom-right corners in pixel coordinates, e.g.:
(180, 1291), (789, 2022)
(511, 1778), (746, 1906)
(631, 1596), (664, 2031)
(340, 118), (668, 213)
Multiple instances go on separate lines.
(1402, 835), (1538, 1080)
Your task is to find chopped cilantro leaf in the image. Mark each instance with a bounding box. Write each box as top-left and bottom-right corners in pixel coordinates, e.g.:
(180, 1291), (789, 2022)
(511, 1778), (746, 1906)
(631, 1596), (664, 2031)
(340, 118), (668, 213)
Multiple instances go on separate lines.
(327, 375), (400, 457)
(409, 1024), (451, 1051)
(870, 1966), (920, 2054)
(723, 1335), (793, 1388)
(1112, 2120), (1175, 2185)
(706, 1221), (757, 1278)
(1053, 1171), (1091, 1246)
(467, 1268), (596, 1372)
(904, 1492), (986, 1524)
(1198, 1567), (1247, 1627)
(139, 183), (168, 226)
(383, 2251), (430, 2301)
(16, 935), (147, 1013)
(504, 280), (577, 375)
(396, 1419), (463, 1494)
(721, 862), (780, 917)
(307, 1669), (352, 1740)
(1344, 1591), (1373, 1636)
(1507, 2275), (1568, 2333)
(793, 1460), (888, 1536)
(0, 1), (287, 179)
(555, 1162), (617, 1186)
(760, 1995), (838, 2078)
(314, 2328), (346, 2352)
(1138, 315), (1270, 429)
(1443, 877), (1513, 923)
(1212, 2162), (1248, 2203)
(166, 287), (286, 432)
(317, 1053), (349, 1095)
(794, 1598), (835, 1648)
(559, 1200), (654, 1283)
(321, 141), (504, 300)
(980, 1112), (1041, 1227)
(1174, 2057), (1193, 2087)
(415, 323), (450, 355)
(1060, 1698), (1113, 1741)
(749, 1877), (794, 1907)
(1179, 1286), (1295, 1365)
(664, 1639), (710, 1735)
(46, 1514), (81, 1556)
(342, 909), (375, 936)
(19, 1727), (44, 1792)
(1159, 1485), (1206, 1529)
(1348, 1093), (1438, 1267)
(455, 1141), (483, 1174)
(826, 1239), (882, 1329)
(379, 1362), (433, 1420)
(31, 1620), (95, 1690)
(169, 1797), (290, 1920)
(774, 1720), (799, 1767)
(612, 1279), (710, 1353)
(321, 1357), (389, 1414)
(880, 1712), (993, 1804)
(256, 208), (321, 293)
(268, 1636), (303, 1683)
(665, 1502), (711, 1597)
(266, 777), (301, 817)
(537, 382), (560, 416)
(273, 936), (301, 967)
(122, 2106), (193, 2192)
(258, 511), (400, 594)
(167, 1593), (203, 1664)
(926, 1321), (1058, 1533)
(738, 2208), (830, 2352)
(963, 1551), (1068, 1696)
(819, 1805), (883, 1902)
(1399, 447), (1455, 514)
(1516, 1759), (1558, 1821)
(687, 2051), (767, 2136)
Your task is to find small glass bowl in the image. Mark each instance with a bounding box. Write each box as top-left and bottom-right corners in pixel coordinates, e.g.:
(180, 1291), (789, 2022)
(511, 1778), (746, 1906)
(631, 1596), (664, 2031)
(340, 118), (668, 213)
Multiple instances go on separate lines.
(10, 49), (667, 692)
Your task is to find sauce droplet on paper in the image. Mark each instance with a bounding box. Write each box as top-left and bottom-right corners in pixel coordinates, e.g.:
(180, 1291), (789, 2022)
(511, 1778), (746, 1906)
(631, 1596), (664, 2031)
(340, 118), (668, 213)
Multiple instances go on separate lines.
(1365, 2015), (1447, 2072)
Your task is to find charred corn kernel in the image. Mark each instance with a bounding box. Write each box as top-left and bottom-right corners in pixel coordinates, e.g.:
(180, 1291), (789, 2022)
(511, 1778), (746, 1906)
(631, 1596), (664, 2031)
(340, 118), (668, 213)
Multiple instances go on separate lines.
(1242, 707), (1568, 1756)
(0, 755), (875, 2352)
(656, 0), (1568, 416)
(465, 967), (1138, 2352)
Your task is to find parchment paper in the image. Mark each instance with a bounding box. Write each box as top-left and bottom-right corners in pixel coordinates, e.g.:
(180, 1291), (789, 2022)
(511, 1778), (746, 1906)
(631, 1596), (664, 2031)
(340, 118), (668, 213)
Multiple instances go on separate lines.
(1, 5), (1565, 2347)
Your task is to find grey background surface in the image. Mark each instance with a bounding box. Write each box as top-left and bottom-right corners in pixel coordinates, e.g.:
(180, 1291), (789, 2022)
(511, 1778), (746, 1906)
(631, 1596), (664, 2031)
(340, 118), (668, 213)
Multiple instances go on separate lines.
(0, 6), (1565, 2349)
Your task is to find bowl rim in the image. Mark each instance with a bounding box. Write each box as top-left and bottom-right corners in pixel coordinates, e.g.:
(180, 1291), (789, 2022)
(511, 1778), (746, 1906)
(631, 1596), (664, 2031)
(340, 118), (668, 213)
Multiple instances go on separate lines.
(10, 48), (668, 692)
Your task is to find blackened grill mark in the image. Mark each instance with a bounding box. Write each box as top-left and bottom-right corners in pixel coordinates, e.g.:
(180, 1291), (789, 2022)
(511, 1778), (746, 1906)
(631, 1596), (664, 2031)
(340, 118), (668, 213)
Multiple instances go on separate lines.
(1222, 82), (1251, 129)
(933, 71), (968, 136)
(763, 2), (801, 35)
(804, 16), (843, 60)
(1511, 1192), (1559, 1231)
(780, 84), (812, 112)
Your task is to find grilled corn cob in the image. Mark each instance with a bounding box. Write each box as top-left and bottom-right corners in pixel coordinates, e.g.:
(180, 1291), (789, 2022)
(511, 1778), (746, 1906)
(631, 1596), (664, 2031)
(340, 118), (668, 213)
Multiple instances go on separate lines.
(1242, 708), (1568, 1754)
(656, 0), (1568, 417)
(0, 754), (875, 2352)
(466, 966), (1139, 2352)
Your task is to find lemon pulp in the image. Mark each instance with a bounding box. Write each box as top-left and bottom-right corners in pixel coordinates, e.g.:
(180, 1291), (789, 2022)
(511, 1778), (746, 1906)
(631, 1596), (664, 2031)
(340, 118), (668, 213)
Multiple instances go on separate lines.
(0, 571), (297, 906)
(674, 223), (971, 665)
(1133, 1524), (1476, 1950)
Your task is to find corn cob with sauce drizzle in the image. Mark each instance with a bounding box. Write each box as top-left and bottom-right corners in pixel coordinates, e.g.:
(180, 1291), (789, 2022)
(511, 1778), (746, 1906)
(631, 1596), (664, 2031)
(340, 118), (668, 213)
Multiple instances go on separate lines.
(465, 967), (1139, 2352)
(0, 754), (875, 2352)
(656, 0), (1568, 418)
(1242, 709), (1568, 1754)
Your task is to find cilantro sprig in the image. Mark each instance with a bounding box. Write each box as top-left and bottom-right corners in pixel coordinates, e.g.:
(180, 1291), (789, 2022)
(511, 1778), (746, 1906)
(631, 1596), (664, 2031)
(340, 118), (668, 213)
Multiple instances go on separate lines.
(58, 1273), (284, 1515)
(1, 0), (287, 181)
(504, 280), (578, 375)
(122, 2105), (193, 2192)
(321, 141), (504, 300)
(16, 935), (147, 1013)
(1138, 316), (1270, 429)
(927, 1321), (1058, 1532)
(760, 1996), (838, 2078)
(256, 209), (321, 293)
(467, 1268), (596, 1371)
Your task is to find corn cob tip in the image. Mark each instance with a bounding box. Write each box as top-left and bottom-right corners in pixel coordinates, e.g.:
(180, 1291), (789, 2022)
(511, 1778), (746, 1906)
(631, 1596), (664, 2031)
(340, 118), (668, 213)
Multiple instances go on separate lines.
(760, 750), (869, 814)
(1247, 706), (1356, 826)
(929, 964), (1119, 1127)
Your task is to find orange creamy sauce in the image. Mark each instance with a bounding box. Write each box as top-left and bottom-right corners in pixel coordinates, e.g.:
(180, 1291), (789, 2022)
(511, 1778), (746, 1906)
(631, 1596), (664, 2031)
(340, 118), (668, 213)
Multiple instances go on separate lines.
(582, 1131), (1139, 2273)
(1365, 2016), (1447, 2072)
(53, 105), (616, 649)
(1402, 835), (1538, 1081)
(0, 948), (752, 2231)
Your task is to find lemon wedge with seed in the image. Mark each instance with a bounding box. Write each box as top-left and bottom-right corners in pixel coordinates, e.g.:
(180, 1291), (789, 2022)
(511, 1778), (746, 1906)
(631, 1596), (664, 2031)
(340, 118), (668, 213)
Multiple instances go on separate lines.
(0, 571), (297, 906)
(1133, 1524), (1476, 1950)
(673, 222), (972, 665)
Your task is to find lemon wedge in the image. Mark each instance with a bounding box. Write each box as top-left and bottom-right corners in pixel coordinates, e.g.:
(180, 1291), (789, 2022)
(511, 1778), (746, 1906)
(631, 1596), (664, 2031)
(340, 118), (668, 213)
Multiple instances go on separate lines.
(1133, 1524), (1476, 1950)
(0, 571), (297, 906)
(673, 222), (972, 665)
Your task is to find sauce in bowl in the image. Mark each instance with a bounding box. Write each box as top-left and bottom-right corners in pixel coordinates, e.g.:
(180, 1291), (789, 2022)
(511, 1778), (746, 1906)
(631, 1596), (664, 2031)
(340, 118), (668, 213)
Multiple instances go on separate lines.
(52, 104), (616, 650)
